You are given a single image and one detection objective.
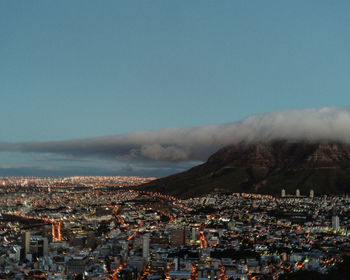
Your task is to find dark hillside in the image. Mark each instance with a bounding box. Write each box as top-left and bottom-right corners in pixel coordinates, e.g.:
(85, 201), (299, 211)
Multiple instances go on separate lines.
(141, 141), (350, 197)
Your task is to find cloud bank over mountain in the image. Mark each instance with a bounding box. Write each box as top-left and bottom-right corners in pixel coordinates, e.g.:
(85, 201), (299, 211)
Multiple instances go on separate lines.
(1, 106), (350, 164)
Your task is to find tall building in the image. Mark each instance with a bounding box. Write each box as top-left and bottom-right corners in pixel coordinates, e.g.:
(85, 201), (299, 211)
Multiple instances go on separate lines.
(332, 215), (340, 231)
(173, 257), (179, 271)
(191, 227), (198, 244)
(38, 237), (48, 257)
(281, 189), (286, 198)
(332, 206), (340, 231)
(21, 231), (31, 255)
(142, 233), (150, 260)
(309, 189), (314, 199)
(296, 189), (300, 197)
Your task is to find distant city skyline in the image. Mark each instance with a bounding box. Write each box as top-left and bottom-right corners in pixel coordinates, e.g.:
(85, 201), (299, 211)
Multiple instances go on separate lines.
(1, 1), (350, 176)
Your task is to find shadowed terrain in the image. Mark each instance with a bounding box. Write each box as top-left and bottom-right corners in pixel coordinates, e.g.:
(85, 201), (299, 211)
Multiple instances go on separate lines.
(142, 141), (350, 197)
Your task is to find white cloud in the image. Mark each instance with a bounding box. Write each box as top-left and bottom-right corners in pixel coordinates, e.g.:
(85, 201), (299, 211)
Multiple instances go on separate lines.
(1, 106), (350, 163)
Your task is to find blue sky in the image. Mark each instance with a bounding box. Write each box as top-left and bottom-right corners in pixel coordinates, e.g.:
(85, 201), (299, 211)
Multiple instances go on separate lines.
(1, 1), (350, 176)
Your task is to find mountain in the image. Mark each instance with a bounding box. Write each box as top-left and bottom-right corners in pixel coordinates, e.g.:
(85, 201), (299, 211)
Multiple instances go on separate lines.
(141, 141), (350, 197)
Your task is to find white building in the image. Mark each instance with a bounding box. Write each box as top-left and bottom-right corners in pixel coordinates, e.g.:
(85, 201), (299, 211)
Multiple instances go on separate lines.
(310, 189), (314, 199)
(281, 189), (286, 198)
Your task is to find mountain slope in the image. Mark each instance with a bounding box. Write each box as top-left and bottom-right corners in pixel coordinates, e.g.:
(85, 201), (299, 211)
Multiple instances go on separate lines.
(141, 141), (350, 197)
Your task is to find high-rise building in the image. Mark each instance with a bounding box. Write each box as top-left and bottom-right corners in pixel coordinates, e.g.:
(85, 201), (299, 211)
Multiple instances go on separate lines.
(173, 257), (179, 271)
(332, 215), (340, 231)
(191, 227), (198, 244)
(21, 231), (31, 255)
(309, 189), (314, 199)
(281, 189), (286, 198)
(332, 206), (340, 231)
(38, 237), (48, 257)
(142, 233), (150, 260)
(296, 189), (300, 197)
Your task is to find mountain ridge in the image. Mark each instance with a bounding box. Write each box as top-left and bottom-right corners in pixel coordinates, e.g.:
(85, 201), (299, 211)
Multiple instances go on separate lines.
(141, 141), (350, 197)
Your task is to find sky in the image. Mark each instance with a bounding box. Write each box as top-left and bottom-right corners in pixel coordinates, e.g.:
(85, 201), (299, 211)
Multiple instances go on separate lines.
(1, 1), (350, 176)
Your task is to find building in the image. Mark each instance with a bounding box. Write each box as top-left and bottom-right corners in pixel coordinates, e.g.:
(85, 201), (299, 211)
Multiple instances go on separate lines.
(119, 265), (138, 280)
(170, 229), (186, 247)
(66, 256), (88, 274)
(200, 247), (211, 263)
(281, 189), (286, 198)
(142, 233), (150, 260)
(21, 231), (31, 255)
(332, 215), (340, 231)
(296, 189), (300, 197)
(36, 237), (48, 257)
(332, 206), (340, 231)
(191, 227), (198, 244)
(310, 189), (314, 199)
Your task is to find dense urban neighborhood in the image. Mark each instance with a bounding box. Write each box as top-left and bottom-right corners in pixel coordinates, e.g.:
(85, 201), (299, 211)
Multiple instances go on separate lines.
(0, 177), (349, 279)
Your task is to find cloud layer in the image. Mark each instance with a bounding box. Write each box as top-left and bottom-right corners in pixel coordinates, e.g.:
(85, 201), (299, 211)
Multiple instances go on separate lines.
(1, 106), (350, 163)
